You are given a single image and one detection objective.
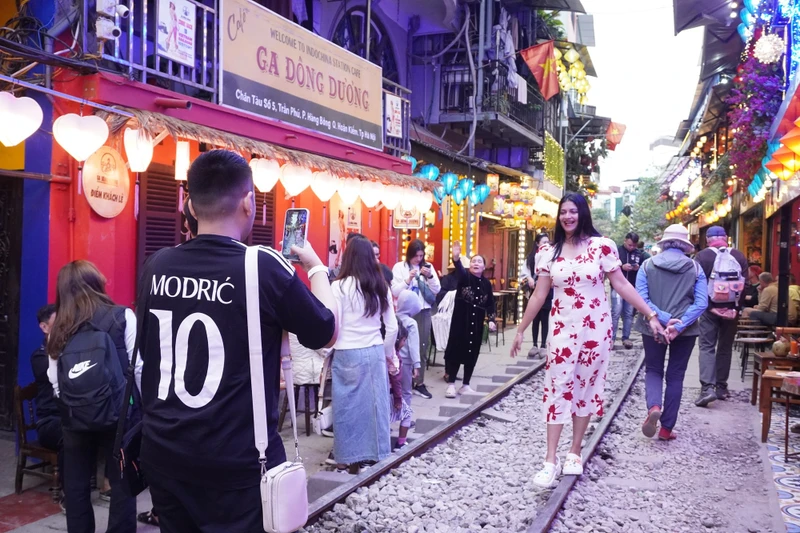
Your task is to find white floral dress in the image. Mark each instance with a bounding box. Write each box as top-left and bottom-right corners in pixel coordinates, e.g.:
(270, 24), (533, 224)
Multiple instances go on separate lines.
(534, 237), (621, 424)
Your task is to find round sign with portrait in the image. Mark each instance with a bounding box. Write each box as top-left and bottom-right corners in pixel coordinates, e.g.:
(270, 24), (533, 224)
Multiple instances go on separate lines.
(82, 146), (130, 218)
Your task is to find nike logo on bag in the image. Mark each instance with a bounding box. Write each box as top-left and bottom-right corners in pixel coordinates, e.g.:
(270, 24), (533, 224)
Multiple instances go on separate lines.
(68, 362), (98, 379)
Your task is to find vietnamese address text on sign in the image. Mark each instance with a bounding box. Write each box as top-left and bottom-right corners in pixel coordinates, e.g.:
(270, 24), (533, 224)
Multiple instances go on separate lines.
(220, 0), (384, 150)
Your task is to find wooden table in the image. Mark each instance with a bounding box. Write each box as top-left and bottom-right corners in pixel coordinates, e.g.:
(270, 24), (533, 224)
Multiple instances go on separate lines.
(498, 289), (519, 325)
(782, 376), (800, 462)
(752, 352), (800, 406)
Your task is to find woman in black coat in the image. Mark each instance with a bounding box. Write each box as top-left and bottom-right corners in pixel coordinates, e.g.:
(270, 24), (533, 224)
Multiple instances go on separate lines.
(525, 233), (554, 357)
(444, 242), (496, 398)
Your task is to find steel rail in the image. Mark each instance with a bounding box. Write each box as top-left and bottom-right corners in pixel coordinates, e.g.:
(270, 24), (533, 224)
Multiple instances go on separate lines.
(306, 358), (546, 524)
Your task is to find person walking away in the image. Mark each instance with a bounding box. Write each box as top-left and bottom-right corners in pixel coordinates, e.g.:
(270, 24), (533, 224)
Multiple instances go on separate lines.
(510, 193), (667, 488)
(46, 262), (139, 533)
(694, 225), (749, 406)
(389, 321), (415, 451)
(391, 239), (440, 399)
(443, 243), (497, 398)
(30, 305), (63, 509)
(636, 225), (708, 441)
(137, 150), (337, 532)
(523, 233), (553, 358)
(742, 272), (792, 326)
(332, 237), (398, 472)
(611, 232), (642, 349)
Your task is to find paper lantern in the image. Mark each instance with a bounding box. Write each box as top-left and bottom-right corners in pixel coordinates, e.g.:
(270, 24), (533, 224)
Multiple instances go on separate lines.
(469, 189), (480, 205)
(774, 147), (800, 171)
(433, 186), (446, 205)
(0, 91), (43, 147)
(250, 158), (281, 193)
(382, 185), (403, 210)
(337, 177), (362, 206)
(765, 159), (785, 174)
(564, 48), (580, 64)
(307, 171), (336, 202)
(400, 188), (419, 211)
(740, 8), (754, 26)
(53, 113), (109, 163)
(360, 180), (384, 208)
(458, 178), (474, 196)
(420, 164), (440, 181)
(476, 184), (490, 203)
(452, 188), (466, 206)
(416, 190), (433, 213)
(402, 154), (418, 173)
(441, 172), (458, 194)
(173, 141), (190, 182)
(123, 128), (153, 173)
(280, 164), (313, 197)
(781, 128), (800, 155)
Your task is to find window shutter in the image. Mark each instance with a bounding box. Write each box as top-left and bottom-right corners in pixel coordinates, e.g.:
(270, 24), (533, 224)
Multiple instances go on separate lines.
(138, 165), (181, 271)
(247, 190), (276, 247)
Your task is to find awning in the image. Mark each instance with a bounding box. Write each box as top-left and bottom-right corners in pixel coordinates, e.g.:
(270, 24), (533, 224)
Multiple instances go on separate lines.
(673, 0), (735, 35)
(503, 0), (586, 13)
(658, 156), (691, 185)
(699, 24), (742, 81)
(695, 82), (732, 136)
(99, 107), (437, 191)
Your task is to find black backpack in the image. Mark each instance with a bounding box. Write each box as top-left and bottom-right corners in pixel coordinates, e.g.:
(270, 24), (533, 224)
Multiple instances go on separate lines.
(56, 307), (127, 431)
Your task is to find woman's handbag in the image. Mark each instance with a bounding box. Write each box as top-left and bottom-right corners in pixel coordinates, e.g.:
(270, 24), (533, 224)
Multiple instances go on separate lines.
(311, 354), (333, 436)
(431, 290), (456, 351)
(245, 246), (308, 533)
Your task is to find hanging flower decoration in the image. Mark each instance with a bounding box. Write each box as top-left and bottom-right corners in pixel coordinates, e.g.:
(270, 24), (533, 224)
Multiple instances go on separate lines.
(754, 33), (786, 64)
(726, 56), (782, 187)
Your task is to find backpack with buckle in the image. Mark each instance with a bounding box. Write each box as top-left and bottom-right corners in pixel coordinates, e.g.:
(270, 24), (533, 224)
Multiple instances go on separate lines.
(707, 247), (745, 305)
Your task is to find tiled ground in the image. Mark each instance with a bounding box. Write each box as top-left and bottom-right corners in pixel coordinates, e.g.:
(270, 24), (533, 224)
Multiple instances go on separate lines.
(765, 405), (800, 533)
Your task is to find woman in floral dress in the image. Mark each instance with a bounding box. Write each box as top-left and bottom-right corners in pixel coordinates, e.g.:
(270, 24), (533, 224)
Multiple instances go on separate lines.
(511, 193), (667, 488)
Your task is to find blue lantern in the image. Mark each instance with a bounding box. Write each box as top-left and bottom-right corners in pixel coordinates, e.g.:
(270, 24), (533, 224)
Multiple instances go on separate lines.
(737, 23), (750, 43)
(743, 0), (758, 15)
(740, 8), (754, 26)
(402, 155), (418, 173)
(420, 164), (440, 181)
(441, 172), (458, 194)
(452, 188), (466, 205)
(469, 189), (481, 205)
(459, 178), (474, 196)
(768, 141), (781, 157)
(413, 172), (424, 179)
(476, 184), (491, 203)
(433, 186), (446, 205)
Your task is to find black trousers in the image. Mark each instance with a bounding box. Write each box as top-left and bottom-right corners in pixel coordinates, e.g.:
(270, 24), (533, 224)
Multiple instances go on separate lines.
(62, 427), (136, 533)
(445, 357), (476, 386)
(531, 308), (550, 348)
(37, 417), (63, 487)
(146, 466), (262, 533)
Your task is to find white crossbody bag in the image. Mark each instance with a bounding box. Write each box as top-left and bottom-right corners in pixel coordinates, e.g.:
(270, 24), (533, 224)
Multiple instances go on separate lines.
(244, 246), (308, 533)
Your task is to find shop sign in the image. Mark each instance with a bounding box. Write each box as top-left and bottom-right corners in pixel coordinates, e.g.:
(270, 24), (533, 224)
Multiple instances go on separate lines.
(82, 146), (130, 219)
(766, 175), (800, 218)
(393, 207), (423, 230)
(385, 93), (402, 139)
(156, 0), (196, 67)
(220, 0), (383, 150)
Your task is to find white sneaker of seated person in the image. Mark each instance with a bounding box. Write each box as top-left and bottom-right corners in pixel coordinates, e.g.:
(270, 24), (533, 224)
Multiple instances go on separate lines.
(458, 385), (475, 395)
(533, 457), (561, 488)
(562, 453), (583, 476)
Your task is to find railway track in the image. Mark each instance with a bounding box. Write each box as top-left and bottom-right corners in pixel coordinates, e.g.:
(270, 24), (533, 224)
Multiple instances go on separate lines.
(301, 349), (646, 533)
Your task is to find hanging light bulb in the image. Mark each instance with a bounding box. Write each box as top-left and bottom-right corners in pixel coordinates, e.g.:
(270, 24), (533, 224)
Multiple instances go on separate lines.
(0, 91), (43, 147)
(123, 128), (154, 220)
(53, 112), (109, 195)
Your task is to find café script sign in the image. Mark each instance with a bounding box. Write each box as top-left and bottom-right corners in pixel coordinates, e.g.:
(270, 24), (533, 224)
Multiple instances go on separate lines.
(82, 146), (130, 218)
(219, 0), (383, 150)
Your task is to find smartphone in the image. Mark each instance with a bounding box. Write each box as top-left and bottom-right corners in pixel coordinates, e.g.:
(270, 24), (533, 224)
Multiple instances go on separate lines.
(281, 208), (309, 262)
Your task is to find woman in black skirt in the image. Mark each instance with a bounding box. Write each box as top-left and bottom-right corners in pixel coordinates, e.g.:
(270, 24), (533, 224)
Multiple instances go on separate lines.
(525, 233), (553, 357)
(444, 242), (497, 398)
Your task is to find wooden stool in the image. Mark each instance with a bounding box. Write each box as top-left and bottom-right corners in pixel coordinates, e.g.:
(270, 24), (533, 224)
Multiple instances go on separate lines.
(14, 384), (60, 503)
(737, 332), (774, 381)
(278, 384), (319, 437)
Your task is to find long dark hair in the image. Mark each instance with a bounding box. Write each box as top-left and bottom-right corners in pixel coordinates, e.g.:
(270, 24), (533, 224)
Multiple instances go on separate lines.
(337, 236), (390, 318)
(405, 239), (425, 265)
(47, 260), (115, 358)
(552, 192), (600, 260)
(526, 233), (550, 275)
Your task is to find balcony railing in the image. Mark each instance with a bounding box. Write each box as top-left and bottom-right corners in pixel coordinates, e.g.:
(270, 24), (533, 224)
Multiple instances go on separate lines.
(440, 61), (549, 137)
(86, 0), (410, 156)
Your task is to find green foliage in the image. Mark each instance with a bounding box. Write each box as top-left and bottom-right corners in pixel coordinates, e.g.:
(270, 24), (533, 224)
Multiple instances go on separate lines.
(537, 10), (566, 39)
(615, 177), (669, 244)
(610, 214), (632, 244)
(592, 208), (613, 237)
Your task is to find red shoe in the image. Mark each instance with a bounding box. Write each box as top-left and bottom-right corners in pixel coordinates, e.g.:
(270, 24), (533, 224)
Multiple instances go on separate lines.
(642, 406), (661, 438)
(658, 428), (676, 441)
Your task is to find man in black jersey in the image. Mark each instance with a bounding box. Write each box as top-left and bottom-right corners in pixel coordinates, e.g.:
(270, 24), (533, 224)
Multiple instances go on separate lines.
(136, 150), (337, 532)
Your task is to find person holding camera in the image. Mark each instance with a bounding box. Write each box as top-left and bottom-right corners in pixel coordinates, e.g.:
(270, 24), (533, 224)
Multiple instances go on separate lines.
(391, 239), (440, 399)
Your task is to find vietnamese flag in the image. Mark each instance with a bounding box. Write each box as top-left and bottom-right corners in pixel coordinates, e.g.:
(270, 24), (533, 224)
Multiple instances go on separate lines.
(606, 122), (626, 151)
(520, 41), (560, 101)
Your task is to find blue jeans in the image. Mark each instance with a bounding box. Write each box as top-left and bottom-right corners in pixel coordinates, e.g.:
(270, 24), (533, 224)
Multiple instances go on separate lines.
(611, 289), (634, 342)
(643, 334), (697, 431)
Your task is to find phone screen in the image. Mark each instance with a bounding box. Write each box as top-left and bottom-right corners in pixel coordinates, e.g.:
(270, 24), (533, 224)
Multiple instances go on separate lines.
(282, 208), (309, 262)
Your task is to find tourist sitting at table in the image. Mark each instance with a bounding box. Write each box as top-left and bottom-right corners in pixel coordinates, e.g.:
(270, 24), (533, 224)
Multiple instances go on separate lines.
(742, 272), (794, 326)
(742, 266), (762, 308)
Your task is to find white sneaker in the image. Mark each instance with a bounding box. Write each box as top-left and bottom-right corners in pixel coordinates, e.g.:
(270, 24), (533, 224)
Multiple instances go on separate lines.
(563, 453), (583, 476)
(445, 384), (456, 398)
(458, 385), (475, 395)
(532, 457), (561, 488)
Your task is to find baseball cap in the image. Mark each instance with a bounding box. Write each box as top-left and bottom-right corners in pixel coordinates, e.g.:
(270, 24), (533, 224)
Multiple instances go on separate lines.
(706, 226), (726, 238)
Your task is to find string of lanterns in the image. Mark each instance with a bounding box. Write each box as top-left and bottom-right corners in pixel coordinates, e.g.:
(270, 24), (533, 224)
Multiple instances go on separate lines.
(554, 47), (590, 105)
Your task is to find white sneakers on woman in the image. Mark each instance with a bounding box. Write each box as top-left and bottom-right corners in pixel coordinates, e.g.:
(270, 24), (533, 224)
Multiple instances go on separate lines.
(458, 385), (475, 395)
(532, 453), (583, 488)
(445, 384), (456, 398)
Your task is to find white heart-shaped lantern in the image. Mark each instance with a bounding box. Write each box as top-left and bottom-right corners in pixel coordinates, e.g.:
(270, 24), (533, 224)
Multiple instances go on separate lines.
(360, 180), (385, 209)
(310, 171), (338, 202)
(250, 158), (281, 193)
(279, 163), (313, 197)
(0, 91), (43, 147)
(53, 113), (109, 162)
(337, 177), (362, 206)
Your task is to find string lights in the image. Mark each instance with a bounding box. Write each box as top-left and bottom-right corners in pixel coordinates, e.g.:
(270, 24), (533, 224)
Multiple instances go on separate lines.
(517, 225), (526, 320)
